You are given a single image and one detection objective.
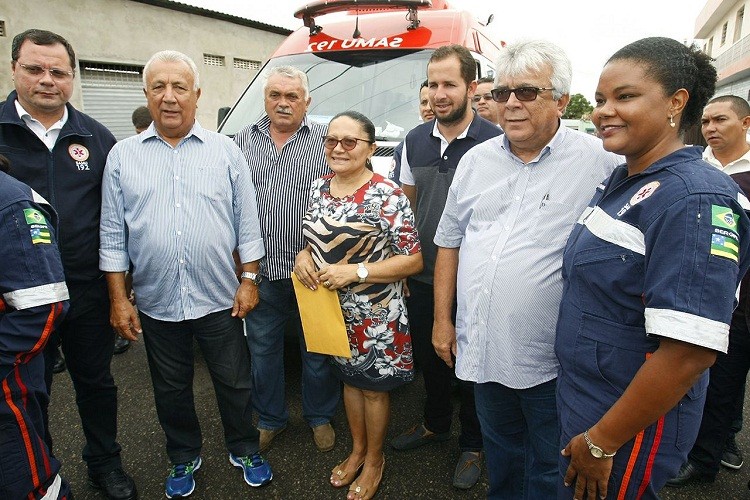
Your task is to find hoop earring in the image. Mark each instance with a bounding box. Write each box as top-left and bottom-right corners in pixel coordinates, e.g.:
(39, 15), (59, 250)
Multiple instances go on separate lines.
(669, 114), (676, 128)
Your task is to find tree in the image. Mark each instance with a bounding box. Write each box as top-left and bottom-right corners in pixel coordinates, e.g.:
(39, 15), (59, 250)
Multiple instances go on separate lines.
(563, 93), (594, 119)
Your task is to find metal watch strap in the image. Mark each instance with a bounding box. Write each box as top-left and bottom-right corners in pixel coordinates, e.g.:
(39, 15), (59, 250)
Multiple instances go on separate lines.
(583, 429), (616, 459)
(240, 271), (261, 285)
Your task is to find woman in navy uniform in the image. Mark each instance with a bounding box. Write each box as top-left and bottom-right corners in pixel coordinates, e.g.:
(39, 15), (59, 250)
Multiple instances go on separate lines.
(0, 155), (70, 499)
(556, 37), (750, 499)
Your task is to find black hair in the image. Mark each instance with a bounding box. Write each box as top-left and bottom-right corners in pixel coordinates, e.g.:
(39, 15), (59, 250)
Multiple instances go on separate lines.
(420, 79), (429, 91)
(131, 106), (153, 129)
(607, 37), (716, 132)
(429, 44), (476, 86)
(477, 76), (494, 85)
(0, 154), (9, 173)
(12, 29), (76, 71)
(707, 95), (750, 118)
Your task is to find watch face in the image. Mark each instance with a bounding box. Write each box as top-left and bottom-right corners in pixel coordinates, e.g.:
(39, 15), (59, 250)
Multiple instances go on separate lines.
(591, 447), (603, 459)
(357, 267), (367, 279)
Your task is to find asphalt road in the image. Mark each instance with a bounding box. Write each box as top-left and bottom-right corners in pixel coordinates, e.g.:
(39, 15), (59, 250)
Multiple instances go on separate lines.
(48, 338), (750, 499)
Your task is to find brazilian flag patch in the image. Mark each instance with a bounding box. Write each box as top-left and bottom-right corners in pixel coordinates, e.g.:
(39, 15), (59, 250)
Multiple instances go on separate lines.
(23, 208), (51, 244)
(712, 205), (739, 233)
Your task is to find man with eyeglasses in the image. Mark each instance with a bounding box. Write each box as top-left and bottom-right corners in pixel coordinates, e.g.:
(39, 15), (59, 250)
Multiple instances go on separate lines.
(433, 40), (620, 498)
(472, 77), (502, 127)
(233, 66), (340, 454)
(393, 44), (500, 491)
(0, 29), (137, 499)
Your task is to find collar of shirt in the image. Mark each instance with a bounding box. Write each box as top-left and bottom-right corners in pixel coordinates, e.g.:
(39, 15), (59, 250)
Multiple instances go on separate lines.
(500, 119), (566, 165)
(431, 112), (475, 156)
(703, 145), (750, 175)
(141, 120), (205, 146)
(15, 99), (68, 150)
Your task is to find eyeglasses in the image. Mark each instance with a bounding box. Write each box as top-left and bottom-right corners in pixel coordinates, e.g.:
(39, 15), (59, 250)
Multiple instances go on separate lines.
(16, 63), (75, 81)
(471, 93), (494, 103)
(323, 136), (373, 151)
(490, 87), (554, 103)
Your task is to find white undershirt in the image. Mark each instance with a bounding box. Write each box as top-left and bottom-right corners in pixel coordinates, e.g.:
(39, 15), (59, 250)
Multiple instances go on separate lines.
(15, 100), (68, 151)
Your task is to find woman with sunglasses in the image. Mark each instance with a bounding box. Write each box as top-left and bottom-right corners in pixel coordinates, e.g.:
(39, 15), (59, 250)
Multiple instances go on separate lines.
(294, 110), (422, 499)
(555, 37), (750, 499)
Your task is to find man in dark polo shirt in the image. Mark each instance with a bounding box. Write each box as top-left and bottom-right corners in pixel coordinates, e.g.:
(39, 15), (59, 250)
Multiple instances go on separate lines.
(394, 44), (501, 490)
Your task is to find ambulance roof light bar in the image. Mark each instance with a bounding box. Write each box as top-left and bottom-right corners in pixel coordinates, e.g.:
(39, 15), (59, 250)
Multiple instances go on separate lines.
(295, 0), (434, 36)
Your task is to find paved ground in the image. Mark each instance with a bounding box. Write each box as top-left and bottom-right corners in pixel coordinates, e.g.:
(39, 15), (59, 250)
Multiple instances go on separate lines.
(48, 338), (750, 499)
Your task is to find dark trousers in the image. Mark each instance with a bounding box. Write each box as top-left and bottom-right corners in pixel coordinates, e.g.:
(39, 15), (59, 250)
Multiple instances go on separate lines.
(140, 308), (259, 464)
(43, 277), (121, 473)
(406, 278), (482, 451)
(689, 310), (750, 476)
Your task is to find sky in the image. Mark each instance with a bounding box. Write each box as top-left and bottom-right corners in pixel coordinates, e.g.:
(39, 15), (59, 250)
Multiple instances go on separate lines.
(180, 0), (708, 101)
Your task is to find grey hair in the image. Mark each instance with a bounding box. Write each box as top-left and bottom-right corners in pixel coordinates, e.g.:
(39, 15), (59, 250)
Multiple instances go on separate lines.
(143, 50), (200, 90)
(263, 66), (310, 100)
(494, 40), (572, 100)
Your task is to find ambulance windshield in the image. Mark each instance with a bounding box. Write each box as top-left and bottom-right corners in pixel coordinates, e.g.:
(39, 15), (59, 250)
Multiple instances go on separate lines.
(220, 49), (431, 140)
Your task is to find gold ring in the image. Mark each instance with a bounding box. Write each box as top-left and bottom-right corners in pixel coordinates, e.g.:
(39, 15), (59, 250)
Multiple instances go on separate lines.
(324, 281), (331, 287)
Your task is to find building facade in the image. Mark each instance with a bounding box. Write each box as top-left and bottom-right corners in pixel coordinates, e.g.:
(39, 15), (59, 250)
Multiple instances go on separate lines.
(0, 0), (290, 139)
(696, 0), (750, 99)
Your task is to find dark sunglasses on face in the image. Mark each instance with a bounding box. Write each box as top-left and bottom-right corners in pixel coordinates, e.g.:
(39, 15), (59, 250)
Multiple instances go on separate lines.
(323, 136), (373, 151)
(490, 86), (555, 103)
(471, 93), (494, 103)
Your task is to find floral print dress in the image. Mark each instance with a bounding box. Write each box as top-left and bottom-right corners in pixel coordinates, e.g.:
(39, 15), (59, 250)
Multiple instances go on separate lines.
(303, 173), (421, 391)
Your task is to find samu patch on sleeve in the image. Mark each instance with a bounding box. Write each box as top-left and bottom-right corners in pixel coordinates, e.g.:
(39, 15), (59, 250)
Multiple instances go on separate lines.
(23, 208), (51, 244)
(712, 205), (739, 233)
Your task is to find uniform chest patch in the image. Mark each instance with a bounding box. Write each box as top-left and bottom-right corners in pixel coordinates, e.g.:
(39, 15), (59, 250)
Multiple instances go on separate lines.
(23, 208), (51, 244)
(617, 181), (660, 217)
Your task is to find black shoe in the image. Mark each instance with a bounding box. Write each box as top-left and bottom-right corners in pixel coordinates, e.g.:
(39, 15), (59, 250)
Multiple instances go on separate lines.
(113, 336), (131, 355)
(665, 461), (714, 488)
(52, 348), (66, 374)
(721, 435), (744, 469)
(88, 467), (138, 499)
(391, 423), (451, 450)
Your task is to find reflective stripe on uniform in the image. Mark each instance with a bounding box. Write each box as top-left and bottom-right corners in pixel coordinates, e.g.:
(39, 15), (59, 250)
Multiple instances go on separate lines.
(645, 307), (729, 353)
(581, 206), (646, 255)
(3, 282), (69, 310)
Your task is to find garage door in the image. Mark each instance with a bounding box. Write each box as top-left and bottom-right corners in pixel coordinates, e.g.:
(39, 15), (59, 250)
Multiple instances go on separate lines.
(80, 62), (146, 141)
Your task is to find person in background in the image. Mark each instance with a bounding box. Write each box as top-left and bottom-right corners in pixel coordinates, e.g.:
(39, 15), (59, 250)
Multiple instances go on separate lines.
(556, 37), (750, 499)
(0, 28), (136, 500)
(131, 105), (152, 134)
(433, 39), (619, 498)
(472, 76), (502, 127)
(666, 95), (750, 486)
(233, 66), (340, 454)
(294, 110), (422, 500)
(390, 80), (434, 185)
(0, 154), (71, 499)
(394, 44), (500, 491)
(100, 50), (271, 498)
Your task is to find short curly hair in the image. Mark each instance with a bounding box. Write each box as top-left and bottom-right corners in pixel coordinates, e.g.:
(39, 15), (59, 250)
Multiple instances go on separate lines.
(607, 37), (716, 133)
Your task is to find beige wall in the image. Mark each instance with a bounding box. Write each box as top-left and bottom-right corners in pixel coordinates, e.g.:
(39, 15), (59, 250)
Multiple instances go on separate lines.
(0, 0), (288, 130)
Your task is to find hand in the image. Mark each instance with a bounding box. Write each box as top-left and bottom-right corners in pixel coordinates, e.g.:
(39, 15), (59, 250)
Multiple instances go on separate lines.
(403, 279), (411, 298)
(432, 319), (457, 368)
(294, 248), (319, 290)
(561, 433), (613, 500)
(232, 281), (259, 318)
(318, 264), (357, 291)
(110, 297), (142, 341)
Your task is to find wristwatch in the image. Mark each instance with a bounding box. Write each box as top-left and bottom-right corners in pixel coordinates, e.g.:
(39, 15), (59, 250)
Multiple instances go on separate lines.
(240, 271), (262, 286)
(583, 429), (616, 459)
(356, 263), (369, 283)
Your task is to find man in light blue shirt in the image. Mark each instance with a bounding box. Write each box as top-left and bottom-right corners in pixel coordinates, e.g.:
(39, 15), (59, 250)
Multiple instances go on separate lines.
(433, 40), (621, 499)
(100, 50), (272, 498)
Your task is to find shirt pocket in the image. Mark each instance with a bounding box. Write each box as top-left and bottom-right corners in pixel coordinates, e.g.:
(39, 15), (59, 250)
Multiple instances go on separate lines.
(531, 201), (578, 246)
(191, 166), (228, 202)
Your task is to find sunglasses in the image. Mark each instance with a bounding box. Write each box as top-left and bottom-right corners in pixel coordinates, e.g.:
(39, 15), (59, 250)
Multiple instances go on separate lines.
(16, 62), (75, 81)
(471, 93), (494, 103)
(490, 87), (555, 103)
(323, 136), (373, 151)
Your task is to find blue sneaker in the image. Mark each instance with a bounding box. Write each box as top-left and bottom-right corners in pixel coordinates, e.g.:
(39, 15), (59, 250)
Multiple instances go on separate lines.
(229, 452), (273, 487)
(165, 456), (201, 498)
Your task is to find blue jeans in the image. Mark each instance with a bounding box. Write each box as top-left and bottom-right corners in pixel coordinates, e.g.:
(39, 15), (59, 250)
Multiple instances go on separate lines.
(140, 309), (259, 463)
(475, 379), (559, 499)
(245, 278), (340, 430)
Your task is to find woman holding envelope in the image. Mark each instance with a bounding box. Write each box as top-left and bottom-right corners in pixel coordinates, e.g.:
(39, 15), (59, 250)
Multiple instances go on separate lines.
(295, 110), (422, 500)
